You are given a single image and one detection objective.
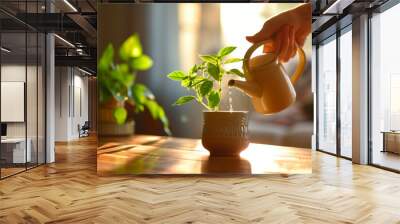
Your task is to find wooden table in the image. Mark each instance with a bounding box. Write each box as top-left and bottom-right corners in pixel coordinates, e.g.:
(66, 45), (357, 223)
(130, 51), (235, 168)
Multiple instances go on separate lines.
(1, 138), (32, 164)
(381, 131), (400, 154)
(97, 135), (312, 175)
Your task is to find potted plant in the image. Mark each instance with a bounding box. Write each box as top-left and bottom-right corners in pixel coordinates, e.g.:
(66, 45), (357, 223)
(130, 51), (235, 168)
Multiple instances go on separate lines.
(98, 34), (170, 136)
(167, 46), (249, 156)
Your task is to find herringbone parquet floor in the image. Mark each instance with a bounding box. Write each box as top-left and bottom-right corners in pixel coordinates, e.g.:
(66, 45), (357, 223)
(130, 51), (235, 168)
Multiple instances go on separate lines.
(1, 136), (400, 224)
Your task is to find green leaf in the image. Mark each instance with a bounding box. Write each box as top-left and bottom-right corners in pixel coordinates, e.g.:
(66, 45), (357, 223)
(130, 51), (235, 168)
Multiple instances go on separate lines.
(99, 44), (114, 74)
(199, 80), (213, 97)
(199, 55), (218, 64)
(145, 100), (160, 119)
(122, 74), (135, 87)
(224, 58), (242, 64)
(131, 84), (147, 105)
(181, 78), (191, 88)
(180, 76), (202, 88)
(158, 107), (171, 136)
(197, 62), (207, 70)
(135, 104), (145, 113)
(173, 96), (195, 106)
(207, 63), (220, 81)
(131, 54), (153, 71)
(109, 64), (134, 88)
(113, 106), (128, 125)
(145, 100), (171, 136)
(191, 77), (206, 87)
(119, 34), (142, 61)
(207, 91), (220, 109)
(189, 64), (199, 75)
(167, 71), (187, 81)
(218, 46), (236, 58)
(228, 68), (245, 78)
(118, 63), (129, 73)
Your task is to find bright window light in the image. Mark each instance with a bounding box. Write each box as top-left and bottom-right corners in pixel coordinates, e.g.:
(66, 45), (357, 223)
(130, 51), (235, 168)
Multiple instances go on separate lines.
(1, 47), (11, 53)
(63, 0), (78, 12)
(54, 34), (75, 48)
(77, 67), (92, 76)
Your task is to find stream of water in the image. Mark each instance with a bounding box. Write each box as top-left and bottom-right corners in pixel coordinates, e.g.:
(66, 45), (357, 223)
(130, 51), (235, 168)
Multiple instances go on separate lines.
(228, 87), (233, 112)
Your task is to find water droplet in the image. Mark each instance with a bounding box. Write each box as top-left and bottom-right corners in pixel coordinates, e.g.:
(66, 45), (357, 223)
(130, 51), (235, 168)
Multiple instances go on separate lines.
(228, 87), (233, 112)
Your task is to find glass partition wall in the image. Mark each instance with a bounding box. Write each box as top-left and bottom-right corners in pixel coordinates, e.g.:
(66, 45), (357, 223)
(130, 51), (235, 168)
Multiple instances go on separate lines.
(370, 3), (400, 171)
(316, 26), (352, 159)
(339, 27), (352, 159)
(0, 2), (46, 179)
(317, 35), (337, 155)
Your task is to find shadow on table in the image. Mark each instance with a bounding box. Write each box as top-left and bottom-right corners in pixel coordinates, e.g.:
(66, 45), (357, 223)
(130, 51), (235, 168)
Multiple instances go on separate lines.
(201, 156), (251, 174)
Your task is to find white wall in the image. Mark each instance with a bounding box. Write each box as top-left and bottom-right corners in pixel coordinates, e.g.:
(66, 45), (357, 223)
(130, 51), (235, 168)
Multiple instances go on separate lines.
(1, 65), (32, 138)
(55, 66), (69, 141)
(71, 73), (89, 138)
(1, 65), (26, 138)
(55, 67), (89, 141)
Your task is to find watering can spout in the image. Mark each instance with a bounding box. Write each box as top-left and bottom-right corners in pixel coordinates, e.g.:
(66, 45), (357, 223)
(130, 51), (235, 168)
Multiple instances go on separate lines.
(228, 79), (262, 98)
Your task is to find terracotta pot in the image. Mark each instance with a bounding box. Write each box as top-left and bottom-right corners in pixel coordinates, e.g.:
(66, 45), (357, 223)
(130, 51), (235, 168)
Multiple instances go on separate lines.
(201, 111), (249, 157)
(98, 99), (135, 136)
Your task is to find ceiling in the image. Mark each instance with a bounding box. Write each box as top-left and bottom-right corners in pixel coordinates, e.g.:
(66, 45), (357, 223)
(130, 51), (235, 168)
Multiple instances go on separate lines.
(0, 0), (97, 73)
(1, 0), (397, 74)
(312, 0), (391, 43)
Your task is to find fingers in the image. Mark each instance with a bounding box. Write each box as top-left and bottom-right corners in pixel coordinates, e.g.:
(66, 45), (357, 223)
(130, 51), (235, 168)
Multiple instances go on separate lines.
(278, 25), (290, 63)
(290, 45), (297, 59)
(296, 31), (308, 48)
(248, 22), (307, 63)
(283, 25), (295, 62)
(247, 2), (312, 53)
(262, 34), (282, 53)
(262, 40), (275, 53)
(272, 31), (282, 55)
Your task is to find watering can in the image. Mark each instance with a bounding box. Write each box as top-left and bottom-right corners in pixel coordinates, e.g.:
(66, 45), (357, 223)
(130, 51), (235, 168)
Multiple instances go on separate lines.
(228, 41), (306, 115)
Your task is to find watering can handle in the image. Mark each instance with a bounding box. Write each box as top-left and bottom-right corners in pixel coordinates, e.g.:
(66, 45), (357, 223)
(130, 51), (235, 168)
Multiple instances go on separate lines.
(243, 40), (306, 84)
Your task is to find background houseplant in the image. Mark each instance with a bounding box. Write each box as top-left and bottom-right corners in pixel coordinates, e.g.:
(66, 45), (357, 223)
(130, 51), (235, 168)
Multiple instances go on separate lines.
(167, 46), (249, 156)
(99, 34), (170, 136)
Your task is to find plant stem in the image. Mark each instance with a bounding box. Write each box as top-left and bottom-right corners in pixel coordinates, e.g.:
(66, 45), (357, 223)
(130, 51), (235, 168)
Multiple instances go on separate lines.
(197, 98), (211, 111)
(217, 60), (223, 111)
(217, 79), (222, 111)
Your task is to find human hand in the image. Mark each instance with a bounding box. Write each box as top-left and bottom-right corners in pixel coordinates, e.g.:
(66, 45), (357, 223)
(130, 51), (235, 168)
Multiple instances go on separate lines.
(246, 3), (311, 63)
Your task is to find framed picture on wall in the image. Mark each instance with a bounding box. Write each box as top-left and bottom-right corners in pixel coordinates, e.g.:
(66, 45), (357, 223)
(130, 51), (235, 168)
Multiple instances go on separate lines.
(1, 81), (25, 122)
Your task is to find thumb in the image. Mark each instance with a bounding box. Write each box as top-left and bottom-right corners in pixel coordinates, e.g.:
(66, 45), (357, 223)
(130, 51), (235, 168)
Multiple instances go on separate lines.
(246, 35), (256, 43)
(295, 33), (308, 48)
(246, 17), (283, 44)
(246, 31), (268, 43)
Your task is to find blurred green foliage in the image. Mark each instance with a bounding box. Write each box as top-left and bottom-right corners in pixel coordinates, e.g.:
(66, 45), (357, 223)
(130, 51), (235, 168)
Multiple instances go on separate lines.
(99, 34), (170, 135)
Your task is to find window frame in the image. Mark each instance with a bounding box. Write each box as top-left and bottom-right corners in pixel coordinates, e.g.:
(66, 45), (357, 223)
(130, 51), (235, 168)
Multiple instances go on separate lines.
(315, 23), (353, 160)
(367, 0), (400, 173)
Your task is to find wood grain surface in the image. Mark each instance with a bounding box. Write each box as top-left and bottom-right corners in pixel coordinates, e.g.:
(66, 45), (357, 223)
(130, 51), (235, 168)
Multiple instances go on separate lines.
(97, 135), (312, 175)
